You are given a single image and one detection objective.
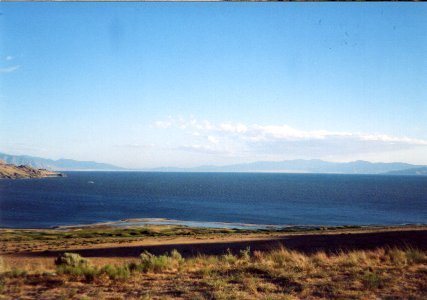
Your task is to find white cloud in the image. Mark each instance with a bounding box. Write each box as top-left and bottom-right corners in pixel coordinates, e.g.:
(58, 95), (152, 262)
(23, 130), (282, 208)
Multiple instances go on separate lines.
(153, 116), (174, 129)
(113, 143), (155, 149)
(0, 65), (20, 73)
(153, 117), (427, 159)
(208, 136), (219, 144)
(5, 56), (13, 61)
(358, 134), (427, 145)
(176, 144), (231, 155)
(219, 122), (248, 134)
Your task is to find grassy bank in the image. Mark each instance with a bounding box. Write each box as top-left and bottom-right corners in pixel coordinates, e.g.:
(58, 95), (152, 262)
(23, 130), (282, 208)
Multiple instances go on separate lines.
(1, 225), (426, 299)
(1, 224), (422, 255)
(2, 224), (427, 258)
(1, 246), (426, 299)
(1, 224), (366, 242)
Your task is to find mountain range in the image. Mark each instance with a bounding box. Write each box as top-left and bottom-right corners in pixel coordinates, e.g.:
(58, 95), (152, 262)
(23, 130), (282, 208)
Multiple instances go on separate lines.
(1, 152), (426, 175)
(0, 152), (124, 171)
(150, 159), (427, 175)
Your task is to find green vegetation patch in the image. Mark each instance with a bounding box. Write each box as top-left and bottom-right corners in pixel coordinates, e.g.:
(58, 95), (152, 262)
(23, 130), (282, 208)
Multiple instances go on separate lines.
(0, 225), (257, 243)
(0, 224), (372, 244)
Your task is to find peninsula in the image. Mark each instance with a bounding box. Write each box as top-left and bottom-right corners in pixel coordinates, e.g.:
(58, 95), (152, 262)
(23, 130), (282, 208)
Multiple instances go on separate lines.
(0, 160), (63, 179)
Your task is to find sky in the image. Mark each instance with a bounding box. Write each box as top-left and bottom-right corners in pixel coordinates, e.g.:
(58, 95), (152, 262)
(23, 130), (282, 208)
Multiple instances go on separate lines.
(0, 3), (426, 168)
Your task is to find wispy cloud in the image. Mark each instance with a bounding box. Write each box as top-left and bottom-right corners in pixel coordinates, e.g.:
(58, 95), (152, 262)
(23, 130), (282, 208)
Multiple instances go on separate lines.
(153, 117), (427, 158)
(0, 65), (20, 73)
(154, 118), (175, 129)
(113, 143), (156, 149)
(176, 144), (230, 155)
(5, 56), (14, 61)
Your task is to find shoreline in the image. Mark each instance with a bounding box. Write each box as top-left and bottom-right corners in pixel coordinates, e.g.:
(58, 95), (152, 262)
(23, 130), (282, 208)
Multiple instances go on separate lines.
(2, 217), (426, 231)
(2, 224), (427, 255)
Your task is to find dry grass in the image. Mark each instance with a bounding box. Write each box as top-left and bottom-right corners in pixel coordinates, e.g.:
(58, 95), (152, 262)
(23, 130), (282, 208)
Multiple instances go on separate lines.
(1, 246), (426, 300)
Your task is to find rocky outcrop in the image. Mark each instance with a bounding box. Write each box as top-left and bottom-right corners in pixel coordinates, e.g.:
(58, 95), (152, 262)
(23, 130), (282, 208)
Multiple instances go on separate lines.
(0, 160), (64, 179)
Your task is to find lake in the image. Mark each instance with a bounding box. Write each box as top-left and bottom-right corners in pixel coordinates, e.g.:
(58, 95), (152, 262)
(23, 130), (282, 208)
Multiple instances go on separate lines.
(0, 172), (426, 228)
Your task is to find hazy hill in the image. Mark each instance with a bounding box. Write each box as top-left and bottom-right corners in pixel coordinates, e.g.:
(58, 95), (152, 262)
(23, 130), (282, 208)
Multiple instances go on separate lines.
(0, 153), (124, 171)
(150, 159), (424, 174)
(384, 167), (427, 176)
(1, 152), (425, 174)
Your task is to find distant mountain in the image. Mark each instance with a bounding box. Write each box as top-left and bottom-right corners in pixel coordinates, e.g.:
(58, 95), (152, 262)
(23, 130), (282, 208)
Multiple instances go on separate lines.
(0, 153), (125, 171)
(1, 152), (425, 174)
(150, 159), (425, 175)
(383, 167), (427, 176)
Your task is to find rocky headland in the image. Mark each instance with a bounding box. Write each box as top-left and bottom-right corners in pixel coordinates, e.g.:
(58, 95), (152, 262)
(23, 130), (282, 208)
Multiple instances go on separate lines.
(0, 160), (63, 179)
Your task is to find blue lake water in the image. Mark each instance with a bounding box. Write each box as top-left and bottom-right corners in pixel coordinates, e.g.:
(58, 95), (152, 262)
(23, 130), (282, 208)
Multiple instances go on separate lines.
(0, 172), (426, 228)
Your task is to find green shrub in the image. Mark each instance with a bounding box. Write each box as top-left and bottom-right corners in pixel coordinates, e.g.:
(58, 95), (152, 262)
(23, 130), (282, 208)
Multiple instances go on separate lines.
(56, 264), (98, 281)
(139, 251), (170, 273)
(387, 248), (407, 265)
(406, 249), (426, 264)
(8, 268), (27, 278)
(361, 271), (384, 289)
(138, 249), (184, 273)
(55, 253), (89, 268)
(239, 247), (251, 261)
(82, 267), (98, 282)
(170, 249), (184, 262)
(55, 253), (99, 282)
(222, 249), (237, 265)
(100, 264), (130, 280)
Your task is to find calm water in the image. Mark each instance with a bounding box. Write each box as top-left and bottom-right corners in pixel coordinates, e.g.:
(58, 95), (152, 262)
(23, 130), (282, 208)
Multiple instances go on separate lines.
(0, 172), (426, 228)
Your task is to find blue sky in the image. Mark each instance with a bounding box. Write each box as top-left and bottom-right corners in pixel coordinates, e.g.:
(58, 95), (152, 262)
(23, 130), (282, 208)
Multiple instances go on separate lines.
(1, 3), (426, 168)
